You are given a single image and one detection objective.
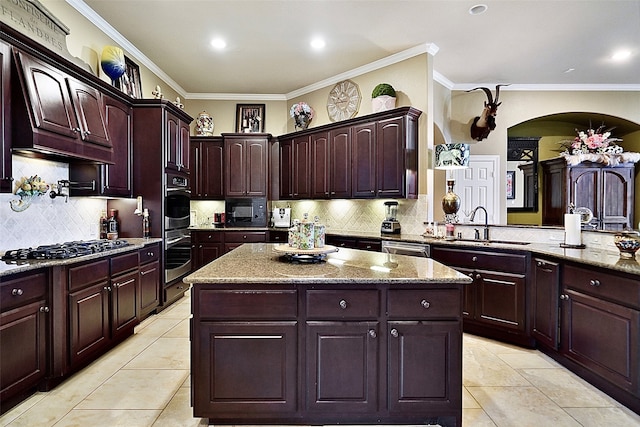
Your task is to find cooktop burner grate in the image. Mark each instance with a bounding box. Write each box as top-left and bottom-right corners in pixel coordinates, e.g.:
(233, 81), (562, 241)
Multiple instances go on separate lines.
(2, 239), (131, 261)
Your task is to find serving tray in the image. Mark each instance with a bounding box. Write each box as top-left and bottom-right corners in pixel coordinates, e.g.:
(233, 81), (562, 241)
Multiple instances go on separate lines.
(273, 244), (338, 256)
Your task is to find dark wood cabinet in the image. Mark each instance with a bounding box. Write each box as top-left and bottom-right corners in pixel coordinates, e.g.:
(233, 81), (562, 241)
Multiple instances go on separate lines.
(138, 243), (160, 319)
(223, 133), (270, 197)
(12, 49), (113, 163)
(560, 263), (640, 397)
(223, 230), (267, 253)
(432, 246), (532, 347)
(0, 40), (11, 193)
(0, 270), (49, 409)
(69, 95), (133, 197)
(541, 157), (636, 230)
(110, 268), (138, 341)
(192, 281), (463, 425)
(191, 230), (224, 269)
(531, 257), (560, 350)
(278, 107), (420, 200)
(166, 111), (190, 173)
(268, 229), (289, 244)
(190, 136), (224, 199)
(326, 235), (381, 252)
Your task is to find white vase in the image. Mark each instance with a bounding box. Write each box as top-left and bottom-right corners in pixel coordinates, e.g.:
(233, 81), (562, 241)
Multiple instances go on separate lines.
(371, 95), (396, 112)
(195, 111), (214, 136)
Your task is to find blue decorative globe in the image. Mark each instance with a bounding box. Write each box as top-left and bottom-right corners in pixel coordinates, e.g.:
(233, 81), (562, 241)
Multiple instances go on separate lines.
(101, 46), (126, 82)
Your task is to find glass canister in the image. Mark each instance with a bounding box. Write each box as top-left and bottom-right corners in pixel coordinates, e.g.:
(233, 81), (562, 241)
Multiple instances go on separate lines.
(313, 216), (325, 248)
(297, 214), (315, 250)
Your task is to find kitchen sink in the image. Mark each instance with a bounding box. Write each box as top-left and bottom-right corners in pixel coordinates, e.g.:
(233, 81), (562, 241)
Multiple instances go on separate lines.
(454, 238), (531, 246)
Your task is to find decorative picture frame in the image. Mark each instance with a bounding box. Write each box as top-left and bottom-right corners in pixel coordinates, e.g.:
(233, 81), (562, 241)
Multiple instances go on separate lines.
(506, 170), (516, 199)
(115, 56), (142, 99)
(236, 104), (265, 133)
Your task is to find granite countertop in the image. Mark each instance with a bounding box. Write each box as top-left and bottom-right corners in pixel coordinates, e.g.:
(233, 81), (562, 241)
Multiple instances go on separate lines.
(0, 238), (163, 278)
(183, 243), (472, 285)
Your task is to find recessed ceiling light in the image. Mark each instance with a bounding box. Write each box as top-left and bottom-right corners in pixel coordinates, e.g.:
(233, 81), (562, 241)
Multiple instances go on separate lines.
(210, 38), (226, 50)
(310, 37), (326, 50)
(564, 68), (575, 73)
(612, 49), (631, 61)
(469, 4), (488, 15)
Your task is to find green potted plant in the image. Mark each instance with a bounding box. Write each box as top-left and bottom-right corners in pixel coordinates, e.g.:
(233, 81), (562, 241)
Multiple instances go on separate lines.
(371, 83), (397, 112)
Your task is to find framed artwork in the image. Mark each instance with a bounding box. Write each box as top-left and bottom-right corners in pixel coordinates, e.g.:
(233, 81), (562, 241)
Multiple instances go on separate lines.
(115, 56), (142, 99)
(506, 170), (516, 199)
(236, 104), (265, 133)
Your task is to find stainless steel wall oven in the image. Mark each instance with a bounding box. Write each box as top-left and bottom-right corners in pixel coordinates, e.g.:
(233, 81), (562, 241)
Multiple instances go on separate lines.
(164, 172), (191, 283)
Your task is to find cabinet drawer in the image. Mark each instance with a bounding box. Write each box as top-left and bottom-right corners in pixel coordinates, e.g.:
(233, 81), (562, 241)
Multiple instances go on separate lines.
(224, 231), (266, 243)
(0, 270), (48, 312)
(110, 251), (139, 276)
(68, 259), (109, 291)
(306, 289), (380, 319)
(388, 289), (461, 319)
(198, 289), (297, 319)
(139, 244), (160, 264)
(192, 231), (223, 243)
(165, 281), (190, 303)
(433, 247), (527, 273)
(563, 264), (640, 309)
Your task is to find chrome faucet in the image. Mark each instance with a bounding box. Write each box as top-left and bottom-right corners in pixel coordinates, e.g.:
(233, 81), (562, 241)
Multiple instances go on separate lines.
(469, 206), (490, 240)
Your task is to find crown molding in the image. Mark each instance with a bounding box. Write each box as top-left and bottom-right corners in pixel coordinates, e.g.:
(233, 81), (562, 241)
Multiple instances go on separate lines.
(453, 83), (640, 92)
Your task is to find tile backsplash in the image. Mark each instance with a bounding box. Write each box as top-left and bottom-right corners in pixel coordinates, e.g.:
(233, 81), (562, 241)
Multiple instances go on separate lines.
(0, 156), (107, 251)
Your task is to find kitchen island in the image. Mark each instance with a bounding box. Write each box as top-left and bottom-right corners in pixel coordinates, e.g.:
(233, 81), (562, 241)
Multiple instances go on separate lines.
(184, 243), (471, 427)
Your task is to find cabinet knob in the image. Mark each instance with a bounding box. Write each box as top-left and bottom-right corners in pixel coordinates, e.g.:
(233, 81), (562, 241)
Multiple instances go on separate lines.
(420, 299), (431, 309)
(39, 306), (50, 313)
(468, 273), (474, 278)
(339, 299), (348, 309)
(11, 288), (24, 296)
(589, 279), (600, 287)
(390, 328), (399, 338)
(475, 273), (482, 280)
(537, 261), (543, 267)
(368, 329), (377, 338)
(103, 286), (112, 292)
(560, 294), (570, 300)
(243, 235), (247, 239)
(472, 256), (478, 262)
(147, 251), (154, 256)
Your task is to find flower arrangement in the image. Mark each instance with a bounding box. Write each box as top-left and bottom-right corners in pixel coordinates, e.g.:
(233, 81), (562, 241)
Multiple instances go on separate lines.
(560, 123), (623, 155)
(15, 175), (49, 197)
(289, 102), (314, 119)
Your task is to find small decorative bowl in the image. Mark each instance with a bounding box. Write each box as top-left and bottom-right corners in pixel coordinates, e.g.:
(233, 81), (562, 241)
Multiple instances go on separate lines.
(614, 232), (640, 259)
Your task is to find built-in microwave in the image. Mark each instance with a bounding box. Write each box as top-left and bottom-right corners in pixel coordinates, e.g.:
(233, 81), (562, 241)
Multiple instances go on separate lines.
(225, 197), (267, 227)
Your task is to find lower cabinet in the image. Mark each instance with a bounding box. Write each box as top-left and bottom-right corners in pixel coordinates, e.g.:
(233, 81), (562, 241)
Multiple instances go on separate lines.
(138, 243), (160, 319)
(432, 246), (531, 347)
(326, 235), (382, 252)
(0, 270), (49, 410)
(531, 257), (560, 350)
(192, 284), (463, 425)
(560, 263), (640, 402)
(191, 230), (267, 268)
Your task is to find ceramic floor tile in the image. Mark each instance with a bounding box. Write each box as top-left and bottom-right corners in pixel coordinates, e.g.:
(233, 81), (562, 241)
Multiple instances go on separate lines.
(0, 392), (47, 427)
(462, 408), (498, 426)
(163, 318), (190, 338)
(467, 386), (582, 427)
(135, 317), (184, 338)
(124, 337), (190, 370)
(76, 369), (188, 410)
(463, 346), (531, 387)
(159, 299), (192, 319)
(54, 409), (161, 427)
(151, 387), (204, 427)
(563, 407), (640, 426)
(519, 368), (619, 408)
(497, 352), (557, 369)
(463, 386), (481, 409)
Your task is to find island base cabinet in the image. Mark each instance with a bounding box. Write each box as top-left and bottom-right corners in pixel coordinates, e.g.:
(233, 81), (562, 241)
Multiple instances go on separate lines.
(193, 322), (298, 417)
(561, 289), (639, 395)
(388, 321), (461, 420)
(306, 322), (378, 414)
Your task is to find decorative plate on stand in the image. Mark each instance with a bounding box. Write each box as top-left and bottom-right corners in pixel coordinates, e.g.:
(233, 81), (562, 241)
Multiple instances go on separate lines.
(273, 244), (338, 263)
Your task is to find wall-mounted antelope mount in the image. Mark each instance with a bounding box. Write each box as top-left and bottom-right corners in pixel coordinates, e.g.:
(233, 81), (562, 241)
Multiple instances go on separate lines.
(466, 84), (509, 141)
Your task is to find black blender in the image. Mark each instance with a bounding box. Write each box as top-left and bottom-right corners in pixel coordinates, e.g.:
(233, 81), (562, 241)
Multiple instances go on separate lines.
(381, 201), (401, 234)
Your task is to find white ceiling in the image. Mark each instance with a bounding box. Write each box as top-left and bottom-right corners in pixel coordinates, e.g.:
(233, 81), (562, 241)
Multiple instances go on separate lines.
(73, 0), (640, 99)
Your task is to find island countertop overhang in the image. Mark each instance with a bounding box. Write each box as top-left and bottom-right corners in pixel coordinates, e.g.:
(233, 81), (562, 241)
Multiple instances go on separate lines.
(183, 243), (472, 285)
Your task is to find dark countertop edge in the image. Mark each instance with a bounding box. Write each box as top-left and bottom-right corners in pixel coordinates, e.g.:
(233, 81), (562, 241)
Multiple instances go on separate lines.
(0, 238), (162, 278)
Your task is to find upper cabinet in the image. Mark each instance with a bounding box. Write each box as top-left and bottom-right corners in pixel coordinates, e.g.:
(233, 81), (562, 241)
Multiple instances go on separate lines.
(11, 49), (113, 164)
(541, 157), (637, 231)
(0, 39), (11, 193)
(278, 107), (421, 200)
(69, 95), (133, 197)
(223, 133), (270, 197)
(166, 111), (190, 173)
(191, 136), (224, 200)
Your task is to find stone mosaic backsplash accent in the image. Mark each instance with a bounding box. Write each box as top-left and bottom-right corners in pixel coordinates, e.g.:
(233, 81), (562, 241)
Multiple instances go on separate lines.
(0, 156), (106, 251)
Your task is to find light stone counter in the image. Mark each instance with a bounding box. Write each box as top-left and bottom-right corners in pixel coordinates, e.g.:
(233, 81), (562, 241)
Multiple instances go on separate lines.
(0, 238), (162, 278)
(183, 243), (471, 285)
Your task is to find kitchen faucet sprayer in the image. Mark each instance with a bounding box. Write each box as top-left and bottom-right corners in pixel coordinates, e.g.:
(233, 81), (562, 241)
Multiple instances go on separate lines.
(469, 205), (490, 240)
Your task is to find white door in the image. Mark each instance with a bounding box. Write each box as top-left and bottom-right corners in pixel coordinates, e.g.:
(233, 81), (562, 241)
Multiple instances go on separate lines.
(452, 155), (500, 224)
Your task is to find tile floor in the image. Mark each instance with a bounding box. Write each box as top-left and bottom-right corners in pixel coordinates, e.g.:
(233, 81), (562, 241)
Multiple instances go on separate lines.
(1, 290), (639, 427)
